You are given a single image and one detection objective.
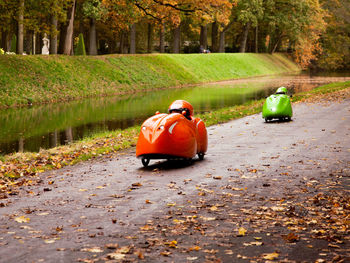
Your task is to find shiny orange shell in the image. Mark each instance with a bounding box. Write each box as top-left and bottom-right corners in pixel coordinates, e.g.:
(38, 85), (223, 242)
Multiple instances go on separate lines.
(136, 112), (207, 161)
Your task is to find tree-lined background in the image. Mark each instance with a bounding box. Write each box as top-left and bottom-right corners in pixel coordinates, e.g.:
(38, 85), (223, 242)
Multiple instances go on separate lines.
(0, 0), (349, 70)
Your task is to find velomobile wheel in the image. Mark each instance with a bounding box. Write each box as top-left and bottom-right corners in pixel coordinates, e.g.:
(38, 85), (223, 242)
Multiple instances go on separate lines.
(141, 158), (150, 167)
(198, 153), (205, 160)
(265, 118), (268, 123)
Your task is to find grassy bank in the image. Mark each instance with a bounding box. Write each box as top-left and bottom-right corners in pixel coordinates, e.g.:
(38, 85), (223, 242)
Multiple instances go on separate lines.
(0, 53), (299, 108)
(1, 81), (349, 193)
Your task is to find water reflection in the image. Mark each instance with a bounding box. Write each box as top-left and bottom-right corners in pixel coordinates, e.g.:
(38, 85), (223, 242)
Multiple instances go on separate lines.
(1, 74), (349, 154)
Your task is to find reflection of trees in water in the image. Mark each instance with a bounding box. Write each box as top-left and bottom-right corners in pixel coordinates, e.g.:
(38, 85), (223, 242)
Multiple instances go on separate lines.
(1, 76), (343, 155)
(18, 138), (24, 153)
(49, 131), (58, 148)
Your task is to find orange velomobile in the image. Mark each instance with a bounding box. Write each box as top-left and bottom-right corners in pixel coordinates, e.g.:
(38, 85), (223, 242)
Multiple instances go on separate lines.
(136, 100), (208, 167)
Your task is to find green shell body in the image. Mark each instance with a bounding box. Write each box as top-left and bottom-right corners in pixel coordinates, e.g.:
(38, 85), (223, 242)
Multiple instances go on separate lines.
(262, 94), (293, 120)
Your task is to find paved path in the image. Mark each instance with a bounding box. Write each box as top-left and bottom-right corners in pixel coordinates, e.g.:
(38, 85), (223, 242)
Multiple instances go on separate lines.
(1, 100), (349, 262)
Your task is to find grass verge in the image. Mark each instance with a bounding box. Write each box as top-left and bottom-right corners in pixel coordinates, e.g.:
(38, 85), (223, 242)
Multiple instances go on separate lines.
(1, 81), (349, 194)
(0, 53), (299, 109)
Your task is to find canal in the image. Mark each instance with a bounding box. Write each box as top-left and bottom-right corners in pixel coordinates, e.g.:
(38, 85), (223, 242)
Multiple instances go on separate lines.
(1, 73), (349, 154)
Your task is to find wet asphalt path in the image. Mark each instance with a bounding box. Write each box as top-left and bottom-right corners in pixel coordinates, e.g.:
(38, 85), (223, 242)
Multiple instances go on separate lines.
(0, 99), (349, 262)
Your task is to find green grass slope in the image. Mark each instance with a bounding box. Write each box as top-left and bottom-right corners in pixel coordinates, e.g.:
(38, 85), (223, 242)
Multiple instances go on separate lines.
(0, 53), (299, 108)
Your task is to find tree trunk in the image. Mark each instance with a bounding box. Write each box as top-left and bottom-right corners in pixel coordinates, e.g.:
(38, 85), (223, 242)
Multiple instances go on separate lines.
(129, 24), (136, 54)
(24, 31), (32, 54)
(120, 31), (129, 54)
(211, 22), (218, 52)
(119, 32), (125, 54)
(63, 0), (76, 55)
(271, 37), (281, 54)
(89, 18), (97, 55)
(239, 22), (251, 53)
(255, 23), (258, 53)
(50, 15), (58, 54)
(32, 33), (36, 55)
(36, 33), (41, 54)
(147, 23), (153, 53)
(159, 24), (165, 53)
(1, 31), (8, 51)
(17, 0), (24, 54)
(218, 31), (225, 53)
(172, 25), (180, 53)
(200, 25), (207, 50)
(58, 22), (66, 54)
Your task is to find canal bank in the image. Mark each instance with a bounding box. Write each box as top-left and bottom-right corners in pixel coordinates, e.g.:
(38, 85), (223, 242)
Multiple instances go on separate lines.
(0, 81), (349, 183)
(1, 74), (350, 154)
(0, 53), (299, 108)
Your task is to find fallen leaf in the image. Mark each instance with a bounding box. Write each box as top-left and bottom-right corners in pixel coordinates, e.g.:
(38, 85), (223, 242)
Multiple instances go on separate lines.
(188, 246), (201, 251)
(238, 227), (247, 236)
(37, 212), (49, 216)
(105, 243), (118, 249)
(210, 206), (218, 211)
(107, 252), (125, 260)
(136, 250), (144, 259)
(263, 252), (279, 260)
(201, 217), (216, 221)
(283, 232), (299, 243)
(164, 240), (177, 248)
(81, 247), (103, 253)
(44, 239), (56, 244)
(251, 241), (263, 246)
(15, 216), (30, 223)
(140, 225), (154, 231)
(118, 246), (132, 254)
(271, 206), (285, 212)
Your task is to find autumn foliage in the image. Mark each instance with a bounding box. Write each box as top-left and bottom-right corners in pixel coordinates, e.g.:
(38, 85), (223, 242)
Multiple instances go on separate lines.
(0, 0), (349, 69)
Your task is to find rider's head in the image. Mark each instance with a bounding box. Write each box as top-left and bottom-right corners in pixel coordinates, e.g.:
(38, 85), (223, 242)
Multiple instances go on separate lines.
(168, 100), (194, 118)
(276, 86), (288, 94)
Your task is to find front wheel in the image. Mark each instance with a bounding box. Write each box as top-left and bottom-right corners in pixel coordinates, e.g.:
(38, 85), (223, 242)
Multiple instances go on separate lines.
(198, 153), (205, 160)
(141, 158), (150, 167)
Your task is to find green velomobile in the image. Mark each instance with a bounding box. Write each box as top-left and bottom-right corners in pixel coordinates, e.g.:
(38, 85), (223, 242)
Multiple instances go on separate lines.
(262, 87), (292, 122)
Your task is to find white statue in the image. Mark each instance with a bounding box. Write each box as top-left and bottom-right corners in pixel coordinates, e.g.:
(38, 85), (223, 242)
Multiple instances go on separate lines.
(42, 34), (50, 55)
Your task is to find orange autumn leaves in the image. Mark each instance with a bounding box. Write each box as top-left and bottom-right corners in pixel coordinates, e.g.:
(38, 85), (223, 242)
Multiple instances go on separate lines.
(102, 0), (234, 31)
